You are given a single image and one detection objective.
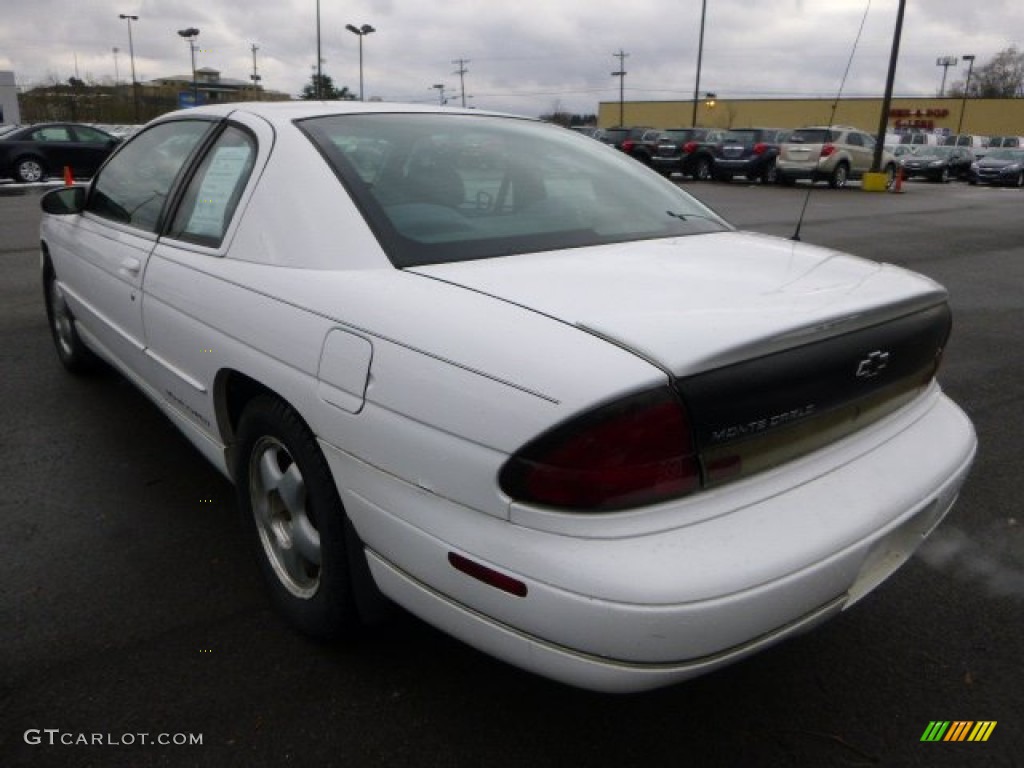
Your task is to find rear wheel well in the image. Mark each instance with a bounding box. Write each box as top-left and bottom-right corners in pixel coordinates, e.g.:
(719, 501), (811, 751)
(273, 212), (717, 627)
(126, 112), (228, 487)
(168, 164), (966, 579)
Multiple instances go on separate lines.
(216, 370), (282, 475)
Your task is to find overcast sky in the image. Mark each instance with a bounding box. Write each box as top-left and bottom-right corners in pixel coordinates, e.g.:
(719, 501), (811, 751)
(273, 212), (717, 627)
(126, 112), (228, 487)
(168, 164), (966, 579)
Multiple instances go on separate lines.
(2, 0), (1021, 117)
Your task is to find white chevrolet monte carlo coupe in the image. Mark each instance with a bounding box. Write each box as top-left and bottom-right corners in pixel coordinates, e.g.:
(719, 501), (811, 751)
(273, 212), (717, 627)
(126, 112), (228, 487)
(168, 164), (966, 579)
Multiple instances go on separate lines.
(40, 102), (975, 693)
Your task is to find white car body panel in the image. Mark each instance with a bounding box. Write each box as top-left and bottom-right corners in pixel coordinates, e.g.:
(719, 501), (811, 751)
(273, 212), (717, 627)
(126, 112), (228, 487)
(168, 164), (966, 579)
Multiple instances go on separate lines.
(412, 232), (946, 375)
(38, 101), (977, 693)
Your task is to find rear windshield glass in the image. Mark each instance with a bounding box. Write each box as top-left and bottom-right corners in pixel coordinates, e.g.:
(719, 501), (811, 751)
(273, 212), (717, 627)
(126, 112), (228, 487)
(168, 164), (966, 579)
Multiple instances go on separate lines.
(787, 129), (833, 144)
(299, 113), (730, 268)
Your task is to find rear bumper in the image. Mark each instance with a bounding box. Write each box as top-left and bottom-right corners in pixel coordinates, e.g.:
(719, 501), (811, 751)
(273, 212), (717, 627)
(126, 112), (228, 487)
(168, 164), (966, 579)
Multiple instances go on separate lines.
(325, 388), (975, 692)
(776, 162), (824, 181)
(714, 157), (773, 177)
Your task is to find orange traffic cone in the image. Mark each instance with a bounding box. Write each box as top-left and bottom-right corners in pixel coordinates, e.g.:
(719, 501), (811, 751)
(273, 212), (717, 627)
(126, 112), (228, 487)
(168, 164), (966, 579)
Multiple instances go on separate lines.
(891, 165), (904, 194)
(63, 166), (74, 185)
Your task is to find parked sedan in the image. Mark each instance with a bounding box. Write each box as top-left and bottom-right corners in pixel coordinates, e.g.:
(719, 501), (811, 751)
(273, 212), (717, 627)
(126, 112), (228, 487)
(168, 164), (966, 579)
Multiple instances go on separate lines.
(0, 122), (120, 182)
(40, 102), (975, 693)
(899, 146), (974, 182)
(968, 147), (1024, 187)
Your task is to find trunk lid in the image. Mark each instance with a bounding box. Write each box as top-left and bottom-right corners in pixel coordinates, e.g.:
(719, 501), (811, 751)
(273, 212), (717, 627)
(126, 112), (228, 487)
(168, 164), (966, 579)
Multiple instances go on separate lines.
(408, 231), (947, 377)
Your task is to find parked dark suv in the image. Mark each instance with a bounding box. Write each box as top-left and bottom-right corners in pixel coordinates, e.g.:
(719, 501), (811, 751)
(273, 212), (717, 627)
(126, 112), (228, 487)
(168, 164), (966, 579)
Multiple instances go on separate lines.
(599, 126), (661, 165)
(651, 128), (724, 178)
(706, 128), (788, 183)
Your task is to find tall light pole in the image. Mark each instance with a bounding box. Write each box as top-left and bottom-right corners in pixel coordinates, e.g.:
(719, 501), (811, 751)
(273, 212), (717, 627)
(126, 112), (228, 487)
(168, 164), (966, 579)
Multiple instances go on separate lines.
(957, 54), (976, 134)
(611, 49), (628, 126)
(112, 47), (120, 87)
(345, 23), (375, 101)
(177, 27), (200, 106)
(936, 55), (957, 97)
(316, 0), (322, 99)
(692, 0), (707, 128)
(118, 13), (139, 122)
(871, 0), (906, 172)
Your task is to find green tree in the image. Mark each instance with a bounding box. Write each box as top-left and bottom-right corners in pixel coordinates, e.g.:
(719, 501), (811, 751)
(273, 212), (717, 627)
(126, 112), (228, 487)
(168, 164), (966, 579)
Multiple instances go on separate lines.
(949, 46), (1024, 98)
(301, 73), (354, 101)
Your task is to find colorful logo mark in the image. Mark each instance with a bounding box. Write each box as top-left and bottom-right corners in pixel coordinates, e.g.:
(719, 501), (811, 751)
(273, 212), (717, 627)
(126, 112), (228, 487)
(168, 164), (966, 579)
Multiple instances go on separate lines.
(921, 721), (997, 742)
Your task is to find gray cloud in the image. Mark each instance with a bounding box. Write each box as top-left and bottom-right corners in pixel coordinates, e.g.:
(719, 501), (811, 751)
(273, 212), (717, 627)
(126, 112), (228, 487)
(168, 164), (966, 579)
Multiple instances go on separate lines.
(1, 0), (1021, 117)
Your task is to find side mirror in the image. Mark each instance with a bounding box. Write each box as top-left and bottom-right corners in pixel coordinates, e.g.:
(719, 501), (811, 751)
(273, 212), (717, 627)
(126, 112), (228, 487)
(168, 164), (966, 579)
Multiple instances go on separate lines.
(41, 186), (85, 215)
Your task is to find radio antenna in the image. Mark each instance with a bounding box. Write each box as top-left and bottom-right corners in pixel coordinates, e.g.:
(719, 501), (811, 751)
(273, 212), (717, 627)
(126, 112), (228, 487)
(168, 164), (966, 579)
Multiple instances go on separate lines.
(792, 0), (873, 241)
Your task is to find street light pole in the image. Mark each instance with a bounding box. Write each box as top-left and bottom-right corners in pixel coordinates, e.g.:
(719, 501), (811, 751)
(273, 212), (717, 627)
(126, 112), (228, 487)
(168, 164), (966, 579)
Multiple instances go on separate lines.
(316, 0), (322, 99)
(345, 23), (375, 101)
(430, 84), (446, 106)
(872, 0), (906, 172)
(957, 55), (976, 134)
(177, 28), (200, 106)
(692, 0), (707, 128)
(936, 55), (957, 97)
(118, 13), (139, 122)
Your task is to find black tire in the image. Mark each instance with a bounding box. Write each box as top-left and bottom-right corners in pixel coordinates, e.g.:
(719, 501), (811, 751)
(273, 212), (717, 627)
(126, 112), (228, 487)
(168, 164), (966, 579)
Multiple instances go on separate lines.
(759, 161), (778, 184)
(694, 156), (713, 181)
(884, 164), (896, 189)
(939, 167), (950, 183)
(43, 265), (101, 374)
(1015, 172), (1024, 188)
(15, 156), (46, 183)
(235, 396), (357, 639)
(828, 162), (849, 189)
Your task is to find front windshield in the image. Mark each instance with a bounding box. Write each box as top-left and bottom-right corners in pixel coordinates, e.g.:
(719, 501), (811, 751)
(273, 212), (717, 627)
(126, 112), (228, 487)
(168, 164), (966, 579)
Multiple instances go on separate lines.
(299, 113), (730, 268)
(984, 148), (1024, 161)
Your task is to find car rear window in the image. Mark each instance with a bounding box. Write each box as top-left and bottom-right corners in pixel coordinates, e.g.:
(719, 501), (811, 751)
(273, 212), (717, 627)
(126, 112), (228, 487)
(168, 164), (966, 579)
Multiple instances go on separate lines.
(299, 113), (730, 268)
(787, 129), (833, 144)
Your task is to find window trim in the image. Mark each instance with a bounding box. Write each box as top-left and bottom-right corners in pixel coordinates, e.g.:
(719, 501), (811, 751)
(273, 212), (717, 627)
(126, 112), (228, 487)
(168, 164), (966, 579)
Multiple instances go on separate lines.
(162, 121), (259, 250)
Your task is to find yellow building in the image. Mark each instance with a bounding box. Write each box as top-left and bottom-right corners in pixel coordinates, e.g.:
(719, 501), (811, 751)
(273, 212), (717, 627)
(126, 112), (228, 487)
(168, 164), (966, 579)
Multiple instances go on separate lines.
(598, 97), (1024, 138)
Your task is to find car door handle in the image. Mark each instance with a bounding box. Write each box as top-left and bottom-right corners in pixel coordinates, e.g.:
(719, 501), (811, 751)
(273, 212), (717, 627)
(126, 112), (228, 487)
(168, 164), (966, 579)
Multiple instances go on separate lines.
(120, 257), (141, 274)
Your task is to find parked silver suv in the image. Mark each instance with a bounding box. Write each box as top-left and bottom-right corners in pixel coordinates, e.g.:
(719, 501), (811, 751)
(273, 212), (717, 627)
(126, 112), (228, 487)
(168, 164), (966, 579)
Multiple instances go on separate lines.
(777, 126), (896, 188)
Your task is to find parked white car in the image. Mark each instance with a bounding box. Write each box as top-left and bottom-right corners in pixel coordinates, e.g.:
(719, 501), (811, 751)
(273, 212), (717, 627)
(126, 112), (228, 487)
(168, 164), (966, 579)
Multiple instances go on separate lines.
(40, 101), (976, 693)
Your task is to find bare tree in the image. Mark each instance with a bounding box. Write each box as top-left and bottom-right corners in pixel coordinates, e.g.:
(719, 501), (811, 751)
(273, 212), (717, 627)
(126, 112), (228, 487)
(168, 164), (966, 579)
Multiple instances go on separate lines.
(948, 46), (1024, 98)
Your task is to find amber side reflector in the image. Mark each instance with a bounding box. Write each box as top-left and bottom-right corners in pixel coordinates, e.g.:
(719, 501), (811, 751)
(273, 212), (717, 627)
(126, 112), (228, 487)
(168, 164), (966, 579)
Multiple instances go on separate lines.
(448, 552), (528, 597)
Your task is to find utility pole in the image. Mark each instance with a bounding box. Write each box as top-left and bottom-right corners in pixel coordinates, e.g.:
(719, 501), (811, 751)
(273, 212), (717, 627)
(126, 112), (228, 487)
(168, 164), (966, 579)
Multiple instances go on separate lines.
(452, 58), (470, 108)
(250, 43), (262, 97)
(112, 47), (120, 86)
(611, 49), (628, 126)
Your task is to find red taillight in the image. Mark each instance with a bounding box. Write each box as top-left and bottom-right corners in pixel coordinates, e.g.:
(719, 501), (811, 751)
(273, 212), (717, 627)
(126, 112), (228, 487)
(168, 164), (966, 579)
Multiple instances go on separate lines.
(820, 143), (836, 158)
(622, 139), (635, 152)
(682, 141), (699, 154)
(499, 388), (700, 511)
(753, 142), (768, 155)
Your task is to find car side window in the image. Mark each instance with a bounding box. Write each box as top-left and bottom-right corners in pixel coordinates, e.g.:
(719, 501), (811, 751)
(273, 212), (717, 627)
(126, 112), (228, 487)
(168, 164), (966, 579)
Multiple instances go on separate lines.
(167, 125), (256, 248)
(847, 133), (864, 147)
(87, 120), (213, 233)
(33, 126), (72, 142)
(73, 125), (114, 144)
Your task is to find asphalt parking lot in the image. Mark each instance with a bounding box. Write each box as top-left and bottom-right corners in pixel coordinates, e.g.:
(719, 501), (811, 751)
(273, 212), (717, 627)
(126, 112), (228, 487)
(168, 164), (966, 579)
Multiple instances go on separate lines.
(1, 177), (1022, 768)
